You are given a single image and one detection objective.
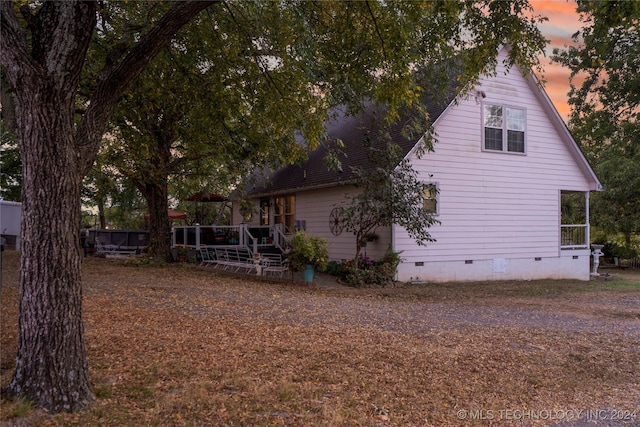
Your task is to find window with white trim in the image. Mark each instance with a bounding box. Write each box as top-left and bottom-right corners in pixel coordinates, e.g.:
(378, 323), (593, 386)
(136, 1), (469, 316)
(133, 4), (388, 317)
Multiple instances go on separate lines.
(422, 183), (438, 215)
(274, 195), (295, 233)
(483, 104), (526, 153)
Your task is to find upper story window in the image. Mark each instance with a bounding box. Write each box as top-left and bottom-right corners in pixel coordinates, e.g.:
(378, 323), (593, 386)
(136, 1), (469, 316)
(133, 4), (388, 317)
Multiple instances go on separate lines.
(483, 105), (526, 153)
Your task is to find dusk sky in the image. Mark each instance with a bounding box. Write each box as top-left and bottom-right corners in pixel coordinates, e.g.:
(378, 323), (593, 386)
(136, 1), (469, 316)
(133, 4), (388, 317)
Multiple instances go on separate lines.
(529, 0), (583, 120)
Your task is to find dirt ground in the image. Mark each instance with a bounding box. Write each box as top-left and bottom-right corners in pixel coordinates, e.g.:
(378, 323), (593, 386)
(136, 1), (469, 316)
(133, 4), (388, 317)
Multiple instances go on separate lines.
(1, 251), (639, 426)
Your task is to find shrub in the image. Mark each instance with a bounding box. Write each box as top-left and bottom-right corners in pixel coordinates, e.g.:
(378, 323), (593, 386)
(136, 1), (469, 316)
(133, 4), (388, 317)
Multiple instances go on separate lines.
(339, 248), (403, 287)
(286, 231), (329, 272)
(325, 260), (349, 278)
(595, 240), (639, 259)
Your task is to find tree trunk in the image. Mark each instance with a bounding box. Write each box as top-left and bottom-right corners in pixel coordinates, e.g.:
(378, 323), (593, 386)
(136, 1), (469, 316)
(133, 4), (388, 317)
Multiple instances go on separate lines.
(1, 2), (96, 411)
(1, 0), (213, 412)
(8, 73), (93, 413)
(97, 198), (106, 229)
(132, 116), (175, 261)
(141, 181), (171, 261)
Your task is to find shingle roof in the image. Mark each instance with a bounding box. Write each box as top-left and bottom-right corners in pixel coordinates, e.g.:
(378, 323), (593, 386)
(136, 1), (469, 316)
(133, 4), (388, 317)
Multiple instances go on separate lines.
(246, 89), (457, 197)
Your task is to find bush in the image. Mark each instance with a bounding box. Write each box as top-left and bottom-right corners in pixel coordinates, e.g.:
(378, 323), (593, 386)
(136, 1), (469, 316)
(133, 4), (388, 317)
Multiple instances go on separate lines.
(325, 260), (349, 278)
(286, 231), (329, 272)
(595, 240), (639, 259)
(338, 248), (403, 287)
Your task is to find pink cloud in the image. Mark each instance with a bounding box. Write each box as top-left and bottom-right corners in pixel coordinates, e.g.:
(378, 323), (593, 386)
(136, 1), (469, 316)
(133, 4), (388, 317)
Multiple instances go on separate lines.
(529, 0), (583, 120)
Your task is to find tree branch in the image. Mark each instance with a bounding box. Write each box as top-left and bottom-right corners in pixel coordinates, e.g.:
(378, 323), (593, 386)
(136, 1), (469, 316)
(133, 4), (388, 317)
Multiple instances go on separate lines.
(77, 1), (218, 176)
(0, 2), (39, 92)
(365, 0), (387, 62)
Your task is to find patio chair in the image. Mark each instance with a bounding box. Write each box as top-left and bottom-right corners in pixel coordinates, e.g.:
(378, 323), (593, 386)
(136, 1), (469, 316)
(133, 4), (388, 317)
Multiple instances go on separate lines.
(261, 254), (289, 277)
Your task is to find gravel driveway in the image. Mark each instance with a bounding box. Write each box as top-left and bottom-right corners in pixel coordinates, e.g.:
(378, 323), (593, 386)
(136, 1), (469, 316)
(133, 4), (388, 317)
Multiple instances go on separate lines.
(123, 268), (640, 338)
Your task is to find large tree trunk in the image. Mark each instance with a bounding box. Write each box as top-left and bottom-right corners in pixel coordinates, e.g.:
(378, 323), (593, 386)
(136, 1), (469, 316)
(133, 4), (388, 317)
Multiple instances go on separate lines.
(4, 2), (96, 410)
(9, 84), (93, 411)
(0, 0), (213, 412)
(134, 126), (174, 261)
(3, 2), (95, 411)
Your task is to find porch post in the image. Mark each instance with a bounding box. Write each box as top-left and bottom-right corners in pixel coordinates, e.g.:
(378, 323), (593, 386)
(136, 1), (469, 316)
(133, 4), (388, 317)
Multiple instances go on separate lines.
(585, 192), (590, 246)
(195, 225), (201, 250)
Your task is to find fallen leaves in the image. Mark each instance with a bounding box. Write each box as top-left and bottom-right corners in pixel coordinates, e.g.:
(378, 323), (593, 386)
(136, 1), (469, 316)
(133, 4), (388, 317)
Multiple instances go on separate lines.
(1, 252), (639, 426)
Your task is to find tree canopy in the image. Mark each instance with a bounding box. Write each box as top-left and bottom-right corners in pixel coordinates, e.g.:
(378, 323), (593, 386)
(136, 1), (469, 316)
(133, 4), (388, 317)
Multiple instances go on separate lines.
(99, 0), (549, 259)
(553, 0), (640, 247)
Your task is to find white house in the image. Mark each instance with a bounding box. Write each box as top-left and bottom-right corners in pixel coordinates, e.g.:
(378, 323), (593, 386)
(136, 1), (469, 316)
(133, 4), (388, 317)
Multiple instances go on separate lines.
(224, 46), (603, 282)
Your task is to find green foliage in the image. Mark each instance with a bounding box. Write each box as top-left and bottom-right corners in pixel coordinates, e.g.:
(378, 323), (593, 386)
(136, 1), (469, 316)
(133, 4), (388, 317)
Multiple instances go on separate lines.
(286, 231), (328, 272)
(593, 239), (639, 260)
(340, 248), (403, 287)
(553, 1), (640, 240)
(82, 159), (147, 229)
(0, 123), (21, 201)
(561, 192), (586, 225)
(123, 256), (168, 267)
(338, 142), (439, 260)
(324, 260), (349, 278)
(93, 0), (547, 235)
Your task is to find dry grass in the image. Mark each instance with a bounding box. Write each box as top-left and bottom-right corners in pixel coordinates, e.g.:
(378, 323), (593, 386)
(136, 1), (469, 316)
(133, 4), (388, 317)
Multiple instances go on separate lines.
(1, 250), (639, 426)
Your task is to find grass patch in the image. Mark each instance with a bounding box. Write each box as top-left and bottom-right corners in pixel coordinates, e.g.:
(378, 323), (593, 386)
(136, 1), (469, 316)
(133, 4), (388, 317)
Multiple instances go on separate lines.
(93, 385), (112, 398)
(394, 269), (640, 300)
(0, 396), (33, 419)
(588, 278), (640, 290)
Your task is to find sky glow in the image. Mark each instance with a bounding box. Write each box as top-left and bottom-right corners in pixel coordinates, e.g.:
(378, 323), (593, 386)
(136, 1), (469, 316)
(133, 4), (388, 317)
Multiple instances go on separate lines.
(530, 0), (582, 120)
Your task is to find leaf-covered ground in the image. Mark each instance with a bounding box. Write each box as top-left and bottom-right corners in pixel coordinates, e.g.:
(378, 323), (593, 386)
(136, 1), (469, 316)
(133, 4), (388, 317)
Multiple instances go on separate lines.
(1, 251), (639, 426)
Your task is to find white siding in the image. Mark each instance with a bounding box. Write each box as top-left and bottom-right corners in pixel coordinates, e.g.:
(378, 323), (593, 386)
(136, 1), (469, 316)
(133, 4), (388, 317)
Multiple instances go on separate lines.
(239, 186), (392, 262)
(295, 186), (391, 262)
(394, 47), (595, 282)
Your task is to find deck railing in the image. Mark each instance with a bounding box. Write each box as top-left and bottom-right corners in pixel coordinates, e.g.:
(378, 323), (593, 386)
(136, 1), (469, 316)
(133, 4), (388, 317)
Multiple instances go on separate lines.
(560, 224), (588, 250)
(172, 224), (288, 252)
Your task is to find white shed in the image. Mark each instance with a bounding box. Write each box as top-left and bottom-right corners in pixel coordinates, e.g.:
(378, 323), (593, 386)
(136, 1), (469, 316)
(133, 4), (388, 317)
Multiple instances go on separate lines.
(0, 200), (22, 250)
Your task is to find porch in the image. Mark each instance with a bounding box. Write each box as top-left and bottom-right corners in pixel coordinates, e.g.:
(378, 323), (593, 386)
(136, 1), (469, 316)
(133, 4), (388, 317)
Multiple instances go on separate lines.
(560, 190), (591, 251)
(560, 224), (589, 250)
(171, 223), (288, 255)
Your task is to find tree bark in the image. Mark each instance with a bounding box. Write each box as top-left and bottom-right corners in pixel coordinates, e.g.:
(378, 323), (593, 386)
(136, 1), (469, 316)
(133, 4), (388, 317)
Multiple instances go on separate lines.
(9, 85), (93, 411)
(140, 181), (171, 261)
(130, 112), (177, 261)
(0, 0), (213, 412)
(2, 1), (97, 411)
